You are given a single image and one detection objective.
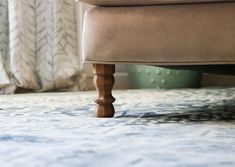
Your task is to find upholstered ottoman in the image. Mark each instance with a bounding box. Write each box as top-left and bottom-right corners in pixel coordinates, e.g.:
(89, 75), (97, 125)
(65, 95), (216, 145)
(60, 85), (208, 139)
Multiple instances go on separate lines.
(80, 0), (235, 117)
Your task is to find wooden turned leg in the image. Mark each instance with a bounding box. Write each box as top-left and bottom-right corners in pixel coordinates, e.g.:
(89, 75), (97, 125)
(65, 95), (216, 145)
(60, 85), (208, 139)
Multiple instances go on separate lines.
(93, 64), (115, 118)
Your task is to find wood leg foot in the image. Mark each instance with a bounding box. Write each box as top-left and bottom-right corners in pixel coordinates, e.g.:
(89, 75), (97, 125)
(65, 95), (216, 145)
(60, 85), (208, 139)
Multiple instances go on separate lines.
(93, 64), (115, 118)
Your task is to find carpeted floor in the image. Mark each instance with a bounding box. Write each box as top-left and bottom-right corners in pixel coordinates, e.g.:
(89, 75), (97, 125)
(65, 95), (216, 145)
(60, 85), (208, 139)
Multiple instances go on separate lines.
(0, 88), (235, 167)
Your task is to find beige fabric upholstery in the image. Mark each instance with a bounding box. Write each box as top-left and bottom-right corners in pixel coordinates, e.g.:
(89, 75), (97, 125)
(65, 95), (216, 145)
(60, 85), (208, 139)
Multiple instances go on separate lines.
(80, 0), (235, 6)
(83, 3), (235, 65)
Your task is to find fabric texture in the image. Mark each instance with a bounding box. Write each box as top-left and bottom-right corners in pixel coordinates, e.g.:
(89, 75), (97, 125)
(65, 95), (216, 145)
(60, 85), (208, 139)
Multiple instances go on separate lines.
(0, 0), (86, 94)
(80, 0), (235, 6)
(83, 3), (235, 66)
(0, 89), (235, 166)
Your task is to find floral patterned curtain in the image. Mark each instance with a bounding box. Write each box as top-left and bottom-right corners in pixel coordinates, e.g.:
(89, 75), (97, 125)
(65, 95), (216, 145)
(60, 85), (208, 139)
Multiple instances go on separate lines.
(0, 0), (86, 94)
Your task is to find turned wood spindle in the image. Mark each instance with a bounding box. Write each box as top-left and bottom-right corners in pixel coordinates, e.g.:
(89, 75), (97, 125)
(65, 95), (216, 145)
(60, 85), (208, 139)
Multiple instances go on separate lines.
(93, 64), (115, 118)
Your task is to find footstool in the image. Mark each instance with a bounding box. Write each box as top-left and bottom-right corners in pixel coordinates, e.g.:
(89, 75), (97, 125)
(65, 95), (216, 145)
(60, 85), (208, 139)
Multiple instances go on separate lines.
(80, 0), (235, 117)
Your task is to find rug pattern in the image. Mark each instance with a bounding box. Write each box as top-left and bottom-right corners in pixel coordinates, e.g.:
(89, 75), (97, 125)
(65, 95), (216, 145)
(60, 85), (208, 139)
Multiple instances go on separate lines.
(0, 88), (235, 167)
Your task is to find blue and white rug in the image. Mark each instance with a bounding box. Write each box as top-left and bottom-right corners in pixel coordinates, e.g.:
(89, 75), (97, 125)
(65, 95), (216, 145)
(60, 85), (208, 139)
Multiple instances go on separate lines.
(0, 88), (235, 167)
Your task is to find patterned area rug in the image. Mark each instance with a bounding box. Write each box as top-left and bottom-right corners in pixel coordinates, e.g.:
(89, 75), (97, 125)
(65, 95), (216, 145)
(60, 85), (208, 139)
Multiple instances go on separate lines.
(0, 88), (235, 167)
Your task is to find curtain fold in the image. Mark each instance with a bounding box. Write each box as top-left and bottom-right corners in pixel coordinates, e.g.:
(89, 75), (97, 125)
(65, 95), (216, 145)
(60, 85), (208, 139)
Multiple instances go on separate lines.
(0, 0), (86, 94)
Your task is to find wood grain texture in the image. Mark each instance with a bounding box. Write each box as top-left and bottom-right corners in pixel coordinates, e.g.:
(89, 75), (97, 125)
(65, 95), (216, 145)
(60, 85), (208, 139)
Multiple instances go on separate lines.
(93, 64), (115, 118)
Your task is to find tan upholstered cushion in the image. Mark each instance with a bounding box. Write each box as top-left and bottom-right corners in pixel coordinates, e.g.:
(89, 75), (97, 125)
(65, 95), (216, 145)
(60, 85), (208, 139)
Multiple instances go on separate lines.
(82, 3), (235, 65)
(80, 0), (235, 6)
